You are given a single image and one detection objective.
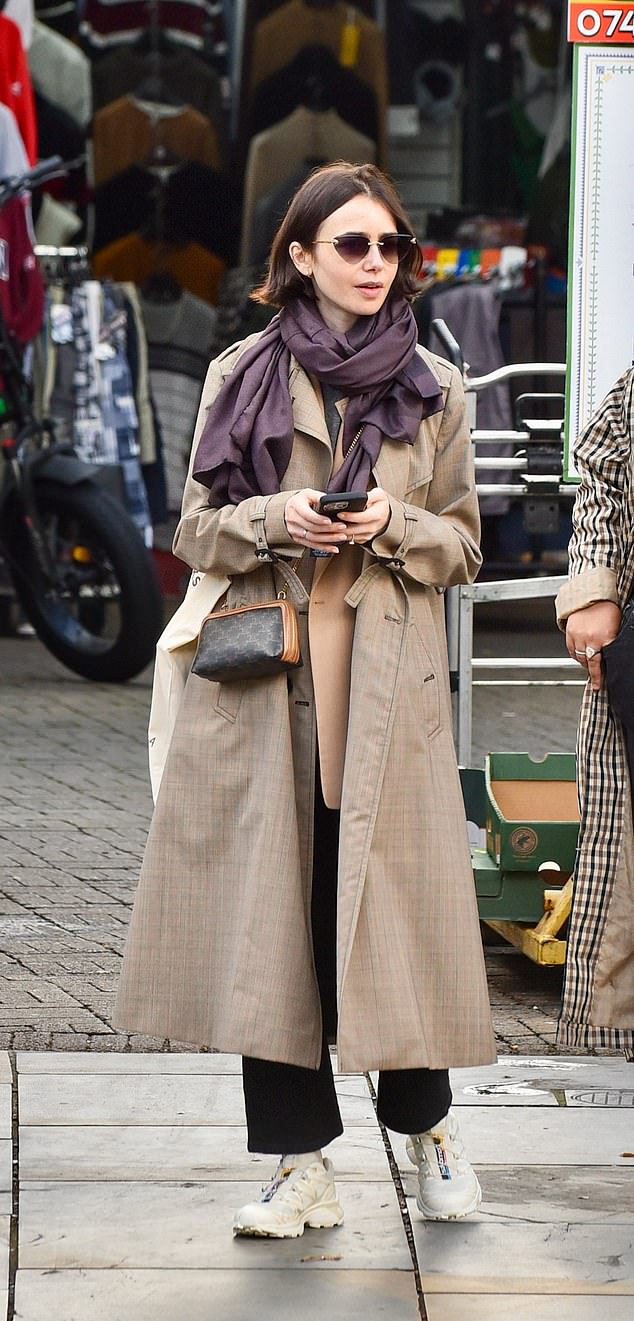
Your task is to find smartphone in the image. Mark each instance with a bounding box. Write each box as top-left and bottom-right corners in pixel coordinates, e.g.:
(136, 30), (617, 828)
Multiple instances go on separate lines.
(318, 490), (368, 519)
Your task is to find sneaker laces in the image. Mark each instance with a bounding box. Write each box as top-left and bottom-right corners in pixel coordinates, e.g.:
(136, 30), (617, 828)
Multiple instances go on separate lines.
(260, 1160), (295, 1203)
(410, 1116), (471, 1179)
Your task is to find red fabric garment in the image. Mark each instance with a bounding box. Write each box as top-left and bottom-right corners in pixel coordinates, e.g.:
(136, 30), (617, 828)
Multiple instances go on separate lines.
(0, 13), (38, 164)
(0, 194), (44, 343)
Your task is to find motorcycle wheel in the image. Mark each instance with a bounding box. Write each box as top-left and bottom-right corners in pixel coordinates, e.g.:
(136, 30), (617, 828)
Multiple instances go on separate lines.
(5, 481), (164, 682)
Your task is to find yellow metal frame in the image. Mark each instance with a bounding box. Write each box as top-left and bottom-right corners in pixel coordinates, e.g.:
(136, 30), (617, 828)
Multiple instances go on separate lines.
(483, 878), (573, 965)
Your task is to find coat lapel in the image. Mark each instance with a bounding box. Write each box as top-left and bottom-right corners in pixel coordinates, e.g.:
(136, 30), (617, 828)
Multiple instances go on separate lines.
(289, 360), (332, 452)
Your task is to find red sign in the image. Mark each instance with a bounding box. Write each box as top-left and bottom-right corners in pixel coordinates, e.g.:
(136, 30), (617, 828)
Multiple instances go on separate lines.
(568, 2), (634, 41)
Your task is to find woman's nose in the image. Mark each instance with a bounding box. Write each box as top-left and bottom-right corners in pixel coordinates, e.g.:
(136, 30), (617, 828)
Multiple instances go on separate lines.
(363, 242), (385, 269)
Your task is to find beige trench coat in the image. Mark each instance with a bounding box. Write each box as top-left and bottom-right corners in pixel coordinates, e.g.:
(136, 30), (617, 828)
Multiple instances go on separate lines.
(113, 339), (496, 1072)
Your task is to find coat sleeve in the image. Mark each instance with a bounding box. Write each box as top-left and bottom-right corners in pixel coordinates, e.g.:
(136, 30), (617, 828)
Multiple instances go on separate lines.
(555, 371), (633, 627)
(172, 357), (301, 574)
(369, 363), (482, 588)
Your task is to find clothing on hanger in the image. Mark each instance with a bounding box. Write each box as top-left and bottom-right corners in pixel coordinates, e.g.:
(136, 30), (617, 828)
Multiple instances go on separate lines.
(248, 161), (322, 267)
(240, 105), (376, 267)
(0, 102), (29, 179)
(28, 18), (92, 128)
(4, 0), (34, 50)
(245, 0), (387, 163)
(100, 280), (153, 545)
(0, 12), (38, 163)
(139, 286), (218, 512)
(249, 42), (379, 145)
(33, 91), (87, 205)
(0, 194), (44, 344)
(36, 270), (156, 536)
(427, 280), (515, 516)
(92, 233), (226, 305)
(207, 263), (277, 361)
(92, 96), (222, 186)
(121, 285), (167, 524)
(79, 0), (228, 75)
(32, 192), (84, 247)
(92, 160), (240, 266)
(91, 44), (224, 130)
(119, 281), (159, 467)
(33, 0), (77, 40)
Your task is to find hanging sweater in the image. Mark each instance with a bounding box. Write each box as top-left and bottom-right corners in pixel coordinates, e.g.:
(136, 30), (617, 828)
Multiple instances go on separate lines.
(140, 289), (217, 512)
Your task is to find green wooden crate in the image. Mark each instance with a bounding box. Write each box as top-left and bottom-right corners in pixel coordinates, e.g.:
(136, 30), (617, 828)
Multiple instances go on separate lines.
(485, 752), (579, 872)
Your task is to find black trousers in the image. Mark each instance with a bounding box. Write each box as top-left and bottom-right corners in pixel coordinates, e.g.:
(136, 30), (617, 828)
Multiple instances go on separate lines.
(242, 771), (452, 1154)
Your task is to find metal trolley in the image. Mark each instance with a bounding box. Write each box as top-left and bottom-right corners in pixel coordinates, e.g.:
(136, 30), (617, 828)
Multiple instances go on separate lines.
(434, 322), (582, 964)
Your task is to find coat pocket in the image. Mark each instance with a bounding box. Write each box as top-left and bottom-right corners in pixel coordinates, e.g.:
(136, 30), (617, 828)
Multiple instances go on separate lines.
(404, 439), (434, 496)
(410, 621), (442, 738)
(213, 678), (247, 722)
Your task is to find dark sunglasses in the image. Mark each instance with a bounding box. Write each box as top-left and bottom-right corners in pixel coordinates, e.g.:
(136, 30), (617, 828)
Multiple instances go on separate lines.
(313, 232), (417, 264)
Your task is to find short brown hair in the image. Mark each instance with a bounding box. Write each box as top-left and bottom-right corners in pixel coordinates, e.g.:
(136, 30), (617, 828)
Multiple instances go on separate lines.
(251, 161), (422, 307)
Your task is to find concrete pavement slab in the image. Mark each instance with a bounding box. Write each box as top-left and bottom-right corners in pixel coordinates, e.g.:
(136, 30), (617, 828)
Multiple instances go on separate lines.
(13, 1267), (420, 1321)
(18, 1180), (411, 1270)
(413, 1221), (634, 1293)
(18, 1072), (377, 1127)
(19, 1124), (391, 1183)
(470, 1165), (634, 1223)
(424, 1297), (634, 1319)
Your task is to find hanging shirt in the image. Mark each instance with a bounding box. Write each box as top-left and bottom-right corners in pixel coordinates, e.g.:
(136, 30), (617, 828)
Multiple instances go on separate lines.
(0, 13), (38, 163)
(80, 0), (228, 76)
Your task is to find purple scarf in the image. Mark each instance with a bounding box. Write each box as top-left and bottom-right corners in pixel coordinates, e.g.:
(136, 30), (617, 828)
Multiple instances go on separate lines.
(192, 295), (443, 504)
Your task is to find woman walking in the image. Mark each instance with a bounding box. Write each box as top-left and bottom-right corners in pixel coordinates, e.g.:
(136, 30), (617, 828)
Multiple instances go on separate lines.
(557, 367), (634, 1059)
(114, 161), (496, 1237)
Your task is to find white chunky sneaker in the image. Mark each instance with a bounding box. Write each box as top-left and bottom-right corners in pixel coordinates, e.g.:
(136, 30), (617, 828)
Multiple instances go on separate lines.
(406, 1111), (482, 1221)
(233, 1154), (344, 1238)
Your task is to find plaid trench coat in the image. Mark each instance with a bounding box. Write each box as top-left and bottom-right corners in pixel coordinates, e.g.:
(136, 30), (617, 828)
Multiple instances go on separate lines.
(113, 338), (496, 1072)
(556, 368), (634, 1058)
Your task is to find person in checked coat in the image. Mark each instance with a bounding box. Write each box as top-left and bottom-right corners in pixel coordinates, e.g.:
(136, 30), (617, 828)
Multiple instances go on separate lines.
(114, 162), (496, 1237)
(556, 367), (634, 1060)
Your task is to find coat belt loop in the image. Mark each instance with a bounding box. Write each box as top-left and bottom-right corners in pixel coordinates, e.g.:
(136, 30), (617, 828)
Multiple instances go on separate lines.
(249, 495), (273, 558)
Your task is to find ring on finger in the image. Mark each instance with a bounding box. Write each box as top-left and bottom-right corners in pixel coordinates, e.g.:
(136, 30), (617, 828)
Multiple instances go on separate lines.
(301, 528), (308, 537)
(585, 645), (599, 659)
(574, 649), (587, 657)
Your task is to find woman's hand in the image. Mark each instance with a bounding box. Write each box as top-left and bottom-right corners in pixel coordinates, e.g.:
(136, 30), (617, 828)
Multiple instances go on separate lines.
(336, 488), (392, 545)
(565, 601), (621, 691)
(284, 489), (350, 553)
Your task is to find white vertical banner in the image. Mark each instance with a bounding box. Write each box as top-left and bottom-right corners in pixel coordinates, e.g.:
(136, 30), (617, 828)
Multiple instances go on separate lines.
(565, 43), (634, 477)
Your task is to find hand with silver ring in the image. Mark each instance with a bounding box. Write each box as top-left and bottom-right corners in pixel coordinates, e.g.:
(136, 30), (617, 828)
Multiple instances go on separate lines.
(302, 528), (308, 537)
(565, 601), (621, 693)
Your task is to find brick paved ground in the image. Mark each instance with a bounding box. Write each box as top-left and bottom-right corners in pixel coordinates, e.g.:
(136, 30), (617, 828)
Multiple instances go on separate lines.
(0, 596), (595, 1055)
